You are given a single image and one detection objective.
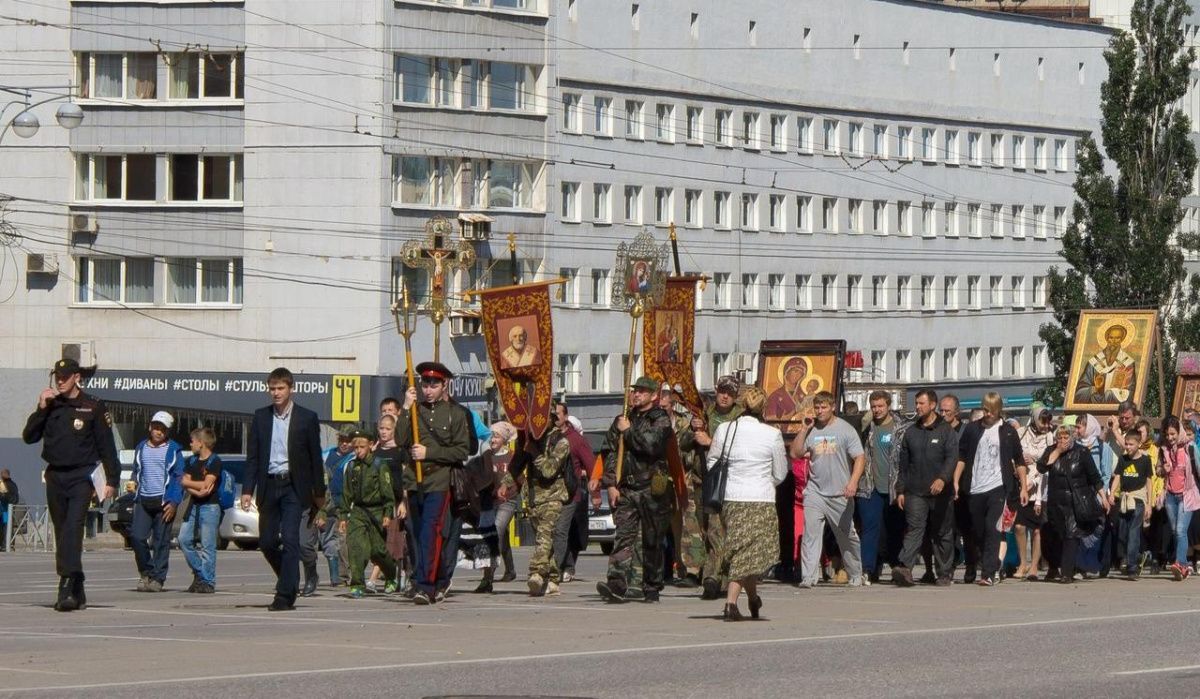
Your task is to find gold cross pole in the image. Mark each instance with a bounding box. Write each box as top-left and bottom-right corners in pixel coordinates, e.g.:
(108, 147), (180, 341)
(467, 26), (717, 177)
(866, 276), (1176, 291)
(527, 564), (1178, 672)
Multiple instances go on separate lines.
(400, 216), (476, 362)
(390, 282), (423, 484)
(611, 228), (670, 483)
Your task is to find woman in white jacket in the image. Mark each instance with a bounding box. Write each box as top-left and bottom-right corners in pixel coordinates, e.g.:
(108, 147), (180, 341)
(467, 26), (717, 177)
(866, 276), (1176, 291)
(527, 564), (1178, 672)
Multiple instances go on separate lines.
(707, 386), (788, 621)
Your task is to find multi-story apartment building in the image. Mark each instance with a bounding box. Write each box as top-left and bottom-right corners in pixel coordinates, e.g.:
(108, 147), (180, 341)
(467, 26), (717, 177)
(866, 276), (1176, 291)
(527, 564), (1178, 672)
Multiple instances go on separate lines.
(0, 0), (1112, 484)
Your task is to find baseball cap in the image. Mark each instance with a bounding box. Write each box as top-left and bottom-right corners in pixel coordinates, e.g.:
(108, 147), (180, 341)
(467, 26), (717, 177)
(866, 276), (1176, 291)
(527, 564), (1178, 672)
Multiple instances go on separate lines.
(52, 358), (81, 377)
(337, 424), (356, 440)
(715, 375), (740, 394)
(630, 376), (660, 392)
(150, 411), (174, 429)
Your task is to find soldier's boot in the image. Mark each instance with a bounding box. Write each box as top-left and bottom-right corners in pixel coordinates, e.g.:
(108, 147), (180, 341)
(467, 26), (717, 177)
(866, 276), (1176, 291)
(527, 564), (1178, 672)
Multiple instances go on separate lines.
(596, 580), (626, 604)
(72, 572), (87, 610)
(53, 576), (78, 612)
(327, 560), (340, 588)
(528, 573), (545, 597)
(546, 580), (560, 596)
(301, 562), (319, 597)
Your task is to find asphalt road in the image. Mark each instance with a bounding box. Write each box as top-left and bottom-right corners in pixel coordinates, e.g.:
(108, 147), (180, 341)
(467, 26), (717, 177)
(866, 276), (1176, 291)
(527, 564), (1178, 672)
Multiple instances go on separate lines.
(1, 547), (1199, 698)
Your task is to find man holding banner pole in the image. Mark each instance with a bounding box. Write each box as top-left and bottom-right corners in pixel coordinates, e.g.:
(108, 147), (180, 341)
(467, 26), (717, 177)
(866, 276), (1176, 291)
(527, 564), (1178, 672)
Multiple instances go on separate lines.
(594, 376), (675, 603)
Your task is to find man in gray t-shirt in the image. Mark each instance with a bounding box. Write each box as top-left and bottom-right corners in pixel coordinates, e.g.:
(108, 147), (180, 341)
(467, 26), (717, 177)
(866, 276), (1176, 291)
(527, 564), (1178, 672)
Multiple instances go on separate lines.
(789, 392), (866, 588)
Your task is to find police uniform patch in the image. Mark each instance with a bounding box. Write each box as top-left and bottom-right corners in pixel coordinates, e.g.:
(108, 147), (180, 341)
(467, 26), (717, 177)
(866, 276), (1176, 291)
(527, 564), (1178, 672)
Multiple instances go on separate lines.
(73, 418), (84, 431)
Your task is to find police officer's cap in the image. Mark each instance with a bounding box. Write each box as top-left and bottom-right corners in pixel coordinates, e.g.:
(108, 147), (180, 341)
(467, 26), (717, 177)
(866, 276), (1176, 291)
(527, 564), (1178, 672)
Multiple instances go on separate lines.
(416, 362), (453, 381)
(52, 357), (81, 377)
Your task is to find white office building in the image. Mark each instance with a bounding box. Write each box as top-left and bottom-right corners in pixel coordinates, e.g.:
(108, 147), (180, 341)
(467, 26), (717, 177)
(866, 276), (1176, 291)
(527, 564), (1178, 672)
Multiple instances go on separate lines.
(0, 0), (1112, 482)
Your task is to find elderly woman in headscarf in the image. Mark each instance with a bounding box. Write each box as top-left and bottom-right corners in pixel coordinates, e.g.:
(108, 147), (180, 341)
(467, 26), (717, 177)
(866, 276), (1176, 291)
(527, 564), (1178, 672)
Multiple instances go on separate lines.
(1014, 404), (1054, 580)
(1075, 414), (1118, 576)
(470, 421), (517, 593)
(1037, 423), (1108, 583)
(708, 386), (788, 621)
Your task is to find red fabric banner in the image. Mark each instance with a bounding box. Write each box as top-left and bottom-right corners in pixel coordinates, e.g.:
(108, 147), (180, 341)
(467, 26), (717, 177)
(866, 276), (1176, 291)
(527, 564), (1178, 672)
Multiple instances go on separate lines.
(642, 276), (703, 418)
(478, 281), (555, 439)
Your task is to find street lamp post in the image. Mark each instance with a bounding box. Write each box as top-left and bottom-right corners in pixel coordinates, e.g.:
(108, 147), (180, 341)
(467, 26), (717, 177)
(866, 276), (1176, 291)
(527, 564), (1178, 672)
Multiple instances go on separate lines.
(0, 86), (85, 143)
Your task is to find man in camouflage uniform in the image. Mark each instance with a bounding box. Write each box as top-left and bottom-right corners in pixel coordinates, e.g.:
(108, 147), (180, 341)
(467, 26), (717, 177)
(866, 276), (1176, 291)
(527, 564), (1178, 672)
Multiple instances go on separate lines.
(339, 430), (399, 599)
(593, 376), (674, 603)
(687, 375), (744, 600)
(661, 384), (703, 586)
(501, 427), (572, 597)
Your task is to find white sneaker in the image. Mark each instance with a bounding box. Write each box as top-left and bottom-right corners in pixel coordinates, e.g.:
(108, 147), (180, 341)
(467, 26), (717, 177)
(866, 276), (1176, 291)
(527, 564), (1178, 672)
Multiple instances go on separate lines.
(848, 576), (864, 587)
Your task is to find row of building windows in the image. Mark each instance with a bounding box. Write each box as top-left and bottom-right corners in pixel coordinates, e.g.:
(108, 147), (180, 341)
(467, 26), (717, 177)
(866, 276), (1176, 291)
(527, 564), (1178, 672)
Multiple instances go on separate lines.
(562, 182), (1068, 238)
(554, 344), (1050, 393)
(394, 156), (544, 210)
(74, 256), (243, 306)
(561, 94), (1078, 172)
(559, 267), (1049, 313)
(73, 154), (244, 204)
(76, 52), (245, 102)
(394, 54), (544, 112)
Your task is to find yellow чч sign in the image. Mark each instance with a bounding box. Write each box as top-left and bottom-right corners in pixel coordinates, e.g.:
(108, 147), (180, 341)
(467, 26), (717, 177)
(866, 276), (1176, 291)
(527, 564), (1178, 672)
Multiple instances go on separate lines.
(331, 375), (361, 421)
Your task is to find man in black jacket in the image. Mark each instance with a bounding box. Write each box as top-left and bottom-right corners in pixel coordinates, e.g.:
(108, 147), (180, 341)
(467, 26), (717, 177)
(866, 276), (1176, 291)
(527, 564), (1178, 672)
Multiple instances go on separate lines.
(955, 392), (1029, 586)
(894, 389), (960, 587)
(240, 367), (326, 611)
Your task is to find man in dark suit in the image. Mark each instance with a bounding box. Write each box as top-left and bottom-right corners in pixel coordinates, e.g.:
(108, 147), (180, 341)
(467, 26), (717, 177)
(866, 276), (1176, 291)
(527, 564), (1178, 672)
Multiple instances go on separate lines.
(240, 367), (325, 611)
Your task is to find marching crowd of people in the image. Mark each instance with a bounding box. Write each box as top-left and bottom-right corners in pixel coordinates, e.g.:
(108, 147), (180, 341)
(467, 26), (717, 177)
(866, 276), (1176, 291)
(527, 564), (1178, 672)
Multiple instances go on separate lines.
(22, 357), (1200, 620)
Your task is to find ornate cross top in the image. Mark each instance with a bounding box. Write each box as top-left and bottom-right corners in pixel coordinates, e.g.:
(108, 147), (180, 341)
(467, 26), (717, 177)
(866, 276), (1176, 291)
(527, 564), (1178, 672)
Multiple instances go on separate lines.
(400, 215), (476, 361)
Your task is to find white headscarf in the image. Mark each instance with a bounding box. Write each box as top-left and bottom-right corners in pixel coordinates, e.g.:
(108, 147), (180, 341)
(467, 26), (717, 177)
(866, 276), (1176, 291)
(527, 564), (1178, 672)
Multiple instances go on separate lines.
(1078, 414), (1102, 449)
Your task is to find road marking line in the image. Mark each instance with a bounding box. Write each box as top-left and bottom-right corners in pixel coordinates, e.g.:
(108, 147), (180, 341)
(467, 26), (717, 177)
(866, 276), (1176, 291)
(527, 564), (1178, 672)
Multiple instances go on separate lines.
(1112, 664), (1200, 676)
(0, 668), (69, 677)
(3, 607), (1197, 693)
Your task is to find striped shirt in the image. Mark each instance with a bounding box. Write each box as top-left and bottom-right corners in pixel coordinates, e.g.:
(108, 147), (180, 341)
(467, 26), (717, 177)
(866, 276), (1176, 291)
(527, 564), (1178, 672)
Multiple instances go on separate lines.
(138, 442), (169, 497)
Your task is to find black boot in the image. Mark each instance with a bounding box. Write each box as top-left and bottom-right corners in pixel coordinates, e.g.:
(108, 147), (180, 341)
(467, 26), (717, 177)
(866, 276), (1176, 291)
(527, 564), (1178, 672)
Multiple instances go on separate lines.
(301, 562), (319, 597)
(54, 576), (79, 612)
(72, 573), (87, 610)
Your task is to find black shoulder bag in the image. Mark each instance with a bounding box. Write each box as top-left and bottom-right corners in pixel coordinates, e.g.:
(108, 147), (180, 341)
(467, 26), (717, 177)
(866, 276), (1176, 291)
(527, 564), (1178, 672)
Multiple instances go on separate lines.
(702, 418), (740, 514)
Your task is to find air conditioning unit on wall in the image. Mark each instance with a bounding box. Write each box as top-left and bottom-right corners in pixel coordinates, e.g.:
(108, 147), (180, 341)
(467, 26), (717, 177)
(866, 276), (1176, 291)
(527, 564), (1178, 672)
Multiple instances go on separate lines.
(61, 340), (97, 369)
(26, 253), (59, 275)
(69, 213), (98, 234)
(449, 313), (482, 337)
(733, 352), (756, 371)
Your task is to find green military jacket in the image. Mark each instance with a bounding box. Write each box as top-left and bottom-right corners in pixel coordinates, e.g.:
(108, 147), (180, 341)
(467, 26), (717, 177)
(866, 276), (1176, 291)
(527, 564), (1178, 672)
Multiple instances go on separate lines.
(502, 426), (572, 507)
(671, 405), (704, 483)
(396, 399), (472, 495)
(339, 452), (395, 525)
(679, 401), (744, 479)
(601, 406), (672, 490)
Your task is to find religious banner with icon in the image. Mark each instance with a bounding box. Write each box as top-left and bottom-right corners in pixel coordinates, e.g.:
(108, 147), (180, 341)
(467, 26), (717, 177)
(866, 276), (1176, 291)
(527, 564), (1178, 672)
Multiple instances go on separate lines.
(1064, 309), (1157, 413)
(756, 340), (846, 437)
(478, 280), (556, 439)
(643, 276), (703, 418)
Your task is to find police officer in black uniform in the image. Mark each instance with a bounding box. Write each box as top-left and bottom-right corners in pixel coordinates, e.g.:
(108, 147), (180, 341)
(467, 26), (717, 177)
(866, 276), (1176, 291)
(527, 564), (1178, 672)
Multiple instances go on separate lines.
(22, 358), (120, 611)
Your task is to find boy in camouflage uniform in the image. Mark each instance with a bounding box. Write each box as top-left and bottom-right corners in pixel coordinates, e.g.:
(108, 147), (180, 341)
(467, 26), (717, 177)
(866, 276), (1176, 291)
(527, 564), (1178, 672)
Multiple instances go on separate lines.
(593, 376), (674, 603)
(339, 430), (402, 599)
(660, 385), (703, 585)
(501, 426), (572, 597)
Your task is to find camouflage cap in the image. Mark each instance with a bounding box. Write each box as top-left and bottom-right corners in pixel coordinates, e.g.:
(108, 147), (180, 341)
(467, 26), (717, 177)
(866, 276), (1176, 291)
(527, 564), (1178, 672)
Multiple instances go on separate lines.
(630, 376), (660, 392)
(336, 424), (357, 439)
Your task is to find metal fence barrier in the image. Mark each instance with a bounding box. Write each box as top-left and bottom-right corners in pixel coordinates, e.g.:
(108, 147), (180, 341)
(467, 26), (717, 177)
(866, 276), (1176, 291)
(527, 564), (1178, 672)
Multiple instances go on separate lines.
(4, 504), (54, 552)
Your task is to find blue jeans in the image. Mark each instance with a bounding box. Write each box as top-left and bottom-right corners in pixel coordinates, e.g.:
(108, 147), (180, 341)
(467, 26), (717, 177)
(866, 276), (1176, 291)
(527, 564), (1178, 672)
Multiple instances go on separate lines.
(854, 490), (905, 577)
(1164, 492), (1194, 566)
(1117, 500), (1144, 572)
(179, 502), (221, 586)
(131, 497), (172, 583)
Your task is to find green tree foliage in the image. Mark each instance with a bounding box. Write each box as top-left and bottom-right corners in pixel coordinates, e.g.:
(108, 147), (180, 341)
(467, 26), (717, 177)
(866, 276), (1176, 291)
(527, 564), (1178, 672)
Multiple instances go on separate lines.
(1037, 0), (1199, 414)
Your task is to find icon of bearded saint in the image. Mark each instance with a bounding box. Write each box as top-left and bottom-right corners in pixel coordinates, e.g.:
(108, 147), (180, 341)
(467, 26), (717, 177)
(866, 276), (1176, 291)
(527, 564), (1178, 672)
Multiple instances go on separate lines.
(1074, 322), (1136, 404)
(500, 323), (539, 369)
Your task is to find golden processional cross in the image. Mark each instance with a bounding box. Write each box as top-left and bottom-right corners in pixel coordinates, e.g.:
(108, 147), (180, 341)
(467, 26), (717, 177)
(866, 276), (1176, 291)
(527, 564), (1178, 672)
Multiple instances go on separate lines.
(400, 216), (476, 362)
